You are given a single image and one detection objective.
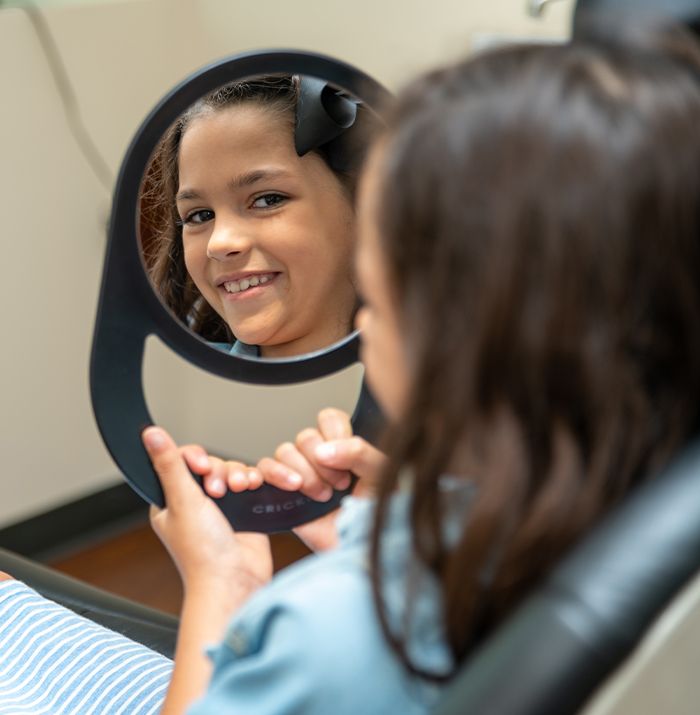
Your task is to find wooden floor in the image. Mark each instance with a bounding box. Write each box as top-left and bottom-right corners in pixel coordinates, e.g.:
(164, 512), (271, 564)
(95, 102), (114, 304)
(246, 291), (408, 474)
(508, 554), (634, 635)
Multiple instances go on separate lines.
(49, 520), (311, 615)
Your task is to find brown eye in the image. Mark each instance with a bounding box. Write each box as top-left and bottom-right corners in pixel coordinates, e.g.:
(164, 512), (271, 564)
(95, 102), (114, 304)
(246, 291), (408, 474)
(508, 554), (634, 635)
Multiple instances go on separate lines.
(182, 209), (215, 225)
(251, 193), (287, 209)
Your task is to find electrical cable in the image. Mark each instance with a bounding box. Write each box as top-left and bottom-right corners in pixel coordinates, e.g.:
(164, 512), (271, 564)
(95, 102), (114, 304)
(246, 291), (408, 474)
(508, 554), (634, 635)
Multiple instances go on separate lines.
(2, 2), (114, 192)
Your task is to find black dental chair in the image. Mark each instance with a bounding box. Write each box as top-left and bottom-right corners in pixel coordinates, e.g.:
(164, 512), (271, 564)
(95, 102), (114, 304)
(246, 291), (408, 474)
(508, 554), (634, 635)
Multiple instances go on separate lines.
(434, 437), (700, 715)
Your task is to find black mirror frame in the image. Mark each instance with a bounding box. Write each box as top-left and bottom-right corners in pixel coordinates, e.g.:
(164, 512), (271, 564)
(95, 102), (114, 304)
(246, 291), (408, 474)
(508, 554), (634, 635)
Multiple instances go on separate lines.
(90, 49), (391, 532)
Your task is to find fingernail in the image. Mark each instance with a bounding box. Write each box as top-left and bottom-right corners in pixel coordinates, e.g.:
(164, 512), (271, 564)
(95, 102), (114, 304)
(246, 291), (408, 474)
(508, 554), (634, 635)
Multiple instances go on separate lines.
(248, 469), (262, 490)
(196, 454), (209, 469)
(143, 427), (165, 450)
(286, 472), (302, 488)
(210, 478), (225, 495)
(319, 486), (333, 501)
(337, 475), (352, 490)
(231, 471), (247, 486)
(315, 443), (336, 461)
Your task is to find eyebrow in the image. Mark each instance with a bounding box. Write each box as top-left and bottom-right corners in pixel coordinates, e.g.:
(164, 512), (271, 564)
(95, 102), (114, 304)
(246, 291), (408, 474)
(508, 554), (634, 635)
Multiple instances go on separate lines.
(176, 168), (295, 203)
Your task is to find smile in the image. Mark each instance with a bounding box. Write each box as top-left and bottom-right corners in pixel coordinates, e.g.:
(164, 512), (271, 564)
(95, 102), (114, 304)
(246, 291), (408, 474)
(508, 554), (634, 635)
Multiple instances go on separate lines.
(221, 272), (278, 294)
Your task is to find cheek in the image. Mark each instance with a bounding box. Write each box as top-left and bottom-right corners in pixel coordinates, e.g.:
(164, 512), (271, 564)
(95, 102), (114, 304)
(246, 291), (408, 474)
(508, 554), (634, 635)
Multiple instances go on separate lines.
(357, 307), (409, 420)
(290, 203), (355, 270)
(183, 243), (205, 285)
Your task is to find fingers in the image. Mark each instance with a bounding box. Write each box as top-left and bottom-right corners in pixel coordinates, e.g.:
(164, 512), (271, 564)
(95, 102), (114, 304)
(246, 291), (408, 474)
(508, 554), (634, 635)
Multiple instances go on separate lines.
(142, 426), (201, 511)
(180, 444), (210, 475)
(257, 409), (356, 502)
(275, 441), (334, 502)
(179, 444), (262, 498)
(258, 428), (352, 502)
(201, 457), (228, 498)
(257, 455), (302, 492)
(202, 458), (263, 498)
(258, 456), (332, 502)
(144, 428), (264, 509)
(314, 436), (386, 484)
(317, 408), (353, 441)
(295, 429), (352, 491)
(227, 464), (263, 493)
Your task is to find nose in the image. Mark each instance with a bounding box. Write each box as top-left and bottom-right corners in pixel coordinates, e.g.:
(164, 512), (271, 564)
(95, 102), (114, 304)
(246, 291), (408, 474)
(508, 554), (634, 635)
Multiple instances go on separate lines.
(206, 214), (253, 261)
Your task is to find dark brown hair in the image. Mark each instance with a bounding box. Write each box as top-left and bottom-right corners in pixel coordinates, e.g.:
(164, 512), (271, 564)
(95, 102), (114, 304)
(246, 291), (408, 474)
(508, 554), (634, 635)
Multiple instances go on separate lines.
(370, 31), (700, 678)
(139, 76), (360, 342)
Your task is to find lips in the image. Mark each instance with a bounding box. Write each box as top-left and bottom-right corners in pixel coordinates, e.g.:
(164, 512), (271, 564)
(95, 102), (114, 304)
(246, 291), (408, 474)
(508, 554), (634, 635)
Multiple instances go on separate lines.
(218, 271), (279, 295)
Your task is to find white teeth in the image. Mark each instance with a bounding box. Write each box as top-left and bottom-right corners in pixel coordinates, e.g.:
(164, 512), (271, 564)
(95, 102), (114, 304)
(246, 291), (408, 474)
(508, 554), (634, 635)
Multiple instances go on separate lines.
(223, 273), (274, 294)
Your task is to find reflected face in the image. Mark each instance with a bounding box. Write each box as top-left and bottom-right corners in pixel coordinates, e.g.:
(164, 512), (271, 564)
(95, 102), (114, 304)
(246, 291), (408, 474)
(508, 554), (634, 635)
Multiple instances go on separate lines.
(355, 144), (410, 420)
(176, 104), (357, 358)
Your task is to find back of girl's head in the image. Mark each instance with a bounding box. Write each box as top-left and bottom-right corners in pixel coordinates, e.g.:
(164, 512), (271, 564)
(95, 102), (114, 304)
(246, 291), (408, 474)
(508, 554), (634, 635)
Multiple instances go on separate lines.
(370, 28), (700, 672)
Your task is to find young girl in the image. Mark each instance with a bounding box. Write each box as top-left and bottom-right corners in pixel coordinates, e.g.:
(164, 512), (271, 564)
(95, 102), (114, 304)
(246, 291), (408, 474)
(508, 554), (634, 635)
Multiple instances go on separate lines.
(4, 28), (700, 715)
(141, 75), (367, 357)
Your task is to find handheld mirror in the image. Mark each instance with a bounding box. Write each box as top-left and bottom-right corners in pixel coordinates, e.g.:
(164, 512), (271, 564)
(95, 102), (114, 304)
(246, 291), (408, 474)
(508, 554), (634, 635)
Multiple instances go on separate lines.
(90, 50), (391, 532)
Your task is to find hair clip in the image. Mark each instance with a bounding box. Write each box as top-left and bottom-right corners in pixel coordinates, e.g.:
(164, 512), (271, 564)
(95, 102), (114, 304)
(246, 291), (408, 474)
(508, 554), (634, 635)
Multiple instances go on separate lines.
(295, 76), (359, 170)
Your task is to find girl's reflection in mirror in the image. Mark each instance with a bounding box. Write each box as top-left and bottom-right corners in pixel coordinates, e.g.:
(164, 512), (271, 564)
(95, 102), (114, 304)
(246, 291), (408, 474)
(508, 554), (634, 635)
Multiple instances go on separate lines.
(142, 77), (369, 358)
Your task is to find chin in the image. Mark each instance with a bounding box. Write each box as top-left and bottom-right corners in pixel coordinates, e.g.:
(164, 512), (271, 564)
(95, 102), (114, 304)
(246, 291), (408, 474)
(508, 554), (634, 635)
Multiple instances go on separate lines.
(230, 326), (277, 348)
(226, 311), (286, 346)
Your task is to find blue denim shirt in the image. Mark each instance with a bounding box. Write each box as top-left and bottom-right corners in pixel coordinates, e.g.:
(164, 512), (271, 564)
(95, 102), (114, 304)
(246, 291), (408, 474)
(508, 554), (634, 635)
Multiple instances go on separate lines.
(211, 340), (259, 357)
(188, 481), (472, 715)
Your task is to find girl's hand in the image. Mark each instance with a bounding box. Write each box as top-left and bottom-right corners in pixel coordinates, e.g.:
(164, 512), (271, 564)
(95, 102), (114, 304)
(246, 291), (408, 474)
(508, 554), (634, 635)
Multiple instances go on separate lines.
(179, 445), (263, 499)
(258, 408), (385, 501)
(143, 426), (272, 594)
(257, 409), (386, 551)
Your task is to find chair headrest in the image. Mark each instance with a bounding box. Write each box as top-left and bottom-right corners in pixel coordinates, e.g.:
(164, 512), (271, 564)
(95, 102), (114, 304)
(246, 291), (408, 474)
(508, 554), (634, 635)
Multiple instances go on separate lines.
(435, 437), (700, 715)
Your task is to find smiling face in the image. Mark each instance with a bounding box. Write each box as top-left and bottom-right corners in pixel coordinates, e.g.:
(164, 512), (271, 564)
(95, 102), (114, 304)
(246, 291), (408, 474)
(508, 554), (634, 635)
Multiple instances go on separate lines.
(176, 103), (357, 358)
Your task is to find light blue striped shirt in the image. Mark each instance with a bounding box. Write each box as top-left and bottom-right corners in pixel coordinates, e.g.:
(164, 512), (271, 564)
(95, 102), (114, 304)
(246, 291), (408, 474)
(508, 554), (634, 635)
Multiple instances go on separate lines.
(0, 580), (172, 714)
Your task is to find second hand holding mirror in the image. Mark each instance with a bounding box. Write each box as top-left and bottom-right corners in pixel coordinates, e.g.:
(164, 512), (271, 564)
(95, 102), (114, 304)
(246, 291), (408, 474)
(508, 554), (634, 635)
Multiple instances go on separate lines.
(91, 50), (390, 532)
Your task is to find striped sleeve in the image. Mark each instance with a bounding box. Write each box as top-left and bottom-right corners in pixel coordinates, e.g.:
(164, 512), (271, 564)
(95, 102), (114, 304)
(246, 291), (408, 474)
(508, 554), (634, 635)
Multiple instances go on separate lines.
(0, 579), (172, 715)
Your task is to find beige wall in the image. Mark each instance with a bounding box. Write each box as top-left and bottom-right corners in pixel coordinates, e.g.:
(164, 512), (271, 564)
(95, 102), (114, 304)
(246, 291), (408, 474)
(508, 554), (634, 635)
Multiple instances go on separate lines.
(0, 0), (573, 526)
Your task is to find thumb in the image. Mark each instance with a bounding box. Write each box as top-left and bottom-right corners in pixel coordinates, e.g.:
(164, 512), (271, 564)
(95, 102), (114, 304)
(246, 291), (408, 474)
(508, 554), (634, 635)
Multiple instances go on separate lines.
(142, 426), (202, 511)
(313, 436), (385, 482)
